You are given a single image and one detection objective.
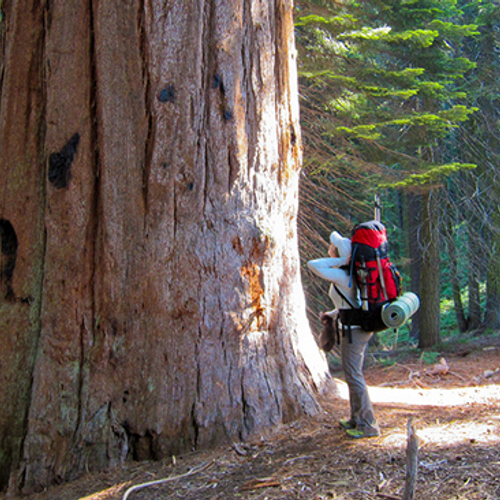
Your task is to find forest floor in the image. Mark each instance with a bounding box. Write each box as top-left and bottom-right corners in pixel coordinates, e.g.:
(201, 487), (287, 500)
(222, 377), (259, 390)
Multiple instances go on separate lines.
(4, 334), (500, 500)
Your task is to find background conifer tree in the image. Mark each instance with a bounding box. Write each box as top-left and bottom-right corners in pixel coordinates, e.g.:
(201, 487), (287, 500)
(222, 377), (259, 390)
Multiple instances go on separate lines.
(295, 0), (478, 347)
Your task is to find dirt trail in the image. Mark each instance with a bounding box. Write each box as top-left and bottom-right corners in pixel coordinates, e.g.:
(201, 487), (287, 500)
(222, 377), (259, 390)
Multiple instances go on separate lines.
(3, 344), (500, 500)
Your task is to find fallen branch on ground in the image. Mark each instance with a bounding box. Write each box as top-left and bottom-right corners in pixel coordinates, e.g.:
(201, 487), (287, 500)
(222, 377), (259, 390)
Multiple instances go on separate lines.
(122, 461), (214, 500)
(240, 477), (281, 491)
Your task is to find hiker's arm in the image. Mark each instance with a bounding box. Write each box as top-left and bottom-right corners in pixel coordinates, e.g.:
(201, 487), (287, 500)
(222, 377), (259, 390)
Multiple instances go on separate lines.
(308, 256), (348, 269)
(307, 259), (350, 282)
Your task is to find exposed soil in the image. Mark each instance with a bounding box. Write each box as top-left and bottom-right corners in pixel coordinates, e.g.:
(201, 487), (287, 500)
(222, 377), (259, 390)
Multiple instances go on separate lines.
(4, 338), (500, 500)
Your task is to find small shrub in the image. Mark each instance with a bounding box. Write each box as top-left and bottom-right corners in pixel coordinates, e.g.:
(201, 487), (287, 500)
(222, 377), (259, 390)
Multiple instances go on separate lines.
(420, 350), (440, 365)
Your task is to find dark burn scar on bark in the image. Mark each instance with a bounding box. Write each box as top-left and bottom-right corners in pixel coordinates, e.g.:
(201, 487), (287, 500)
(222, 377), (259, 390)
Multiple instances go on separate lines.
(290, 124), (297, 146)
(48, 133), (80, 189)
(212, 74), (225, 94)
(211, 73), (231, 121)
(158, 85), (175, 103)
(0, 219), (18, 301)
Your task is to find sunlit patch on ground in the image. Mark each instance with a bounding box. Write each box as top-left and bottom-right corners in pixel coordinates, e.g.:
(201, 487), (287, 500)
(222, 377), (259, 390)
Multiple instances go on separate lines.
(334, 378), (500, 406)
(381, 420), (500, 447)
(334, 378), (500, 447)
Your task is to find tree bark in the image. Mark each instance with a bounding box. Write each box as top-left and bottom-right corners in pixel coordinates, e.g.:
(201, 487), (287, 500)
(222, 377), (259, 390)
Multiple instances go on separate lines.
(444, 214), (468, 332)
(463, 176), (484, 331)
(0, 0), (332, 493)
(405, 192), (422, 339)
(467, 250), (482, 330)
(419, 189), (441, 348)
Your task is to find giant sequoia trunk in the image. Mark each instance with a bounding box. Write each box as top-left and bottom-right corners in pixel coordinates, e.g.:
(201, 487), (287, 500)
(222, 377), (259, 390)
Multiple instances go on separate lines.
(0, 0), (331, 492)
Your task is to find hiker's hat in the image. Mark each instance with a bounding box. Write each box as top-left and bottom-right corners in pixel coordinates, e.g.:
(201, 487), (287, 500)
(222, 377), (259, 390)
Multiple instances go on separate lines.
(330, 231), (352, 258)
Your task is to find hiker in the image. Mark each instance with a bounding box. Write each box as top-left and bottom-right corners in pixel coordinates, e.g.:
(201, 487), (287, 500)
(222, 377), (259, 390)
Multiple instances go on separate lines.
(307, 230), (380, 439)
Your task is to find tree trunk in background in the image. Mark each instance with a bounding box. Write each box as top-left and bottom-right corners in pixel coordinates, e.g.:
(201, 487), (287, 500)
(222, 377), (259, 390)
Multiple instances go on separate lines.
(485, 217), (500, 328)
(405, 192), (422, 338)
(461, 172), (484, 331)
(445, 216), (468, 333)
(467, 237), (482, 330)
(418, 189), (441, 348)
(0, 0), (332, 493)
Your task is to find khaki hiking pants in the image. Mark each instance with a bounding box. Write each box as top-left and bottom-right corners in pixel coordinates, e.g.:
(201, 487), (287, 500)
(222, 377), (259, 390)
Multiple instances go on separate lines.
(340, 327), (380, 433)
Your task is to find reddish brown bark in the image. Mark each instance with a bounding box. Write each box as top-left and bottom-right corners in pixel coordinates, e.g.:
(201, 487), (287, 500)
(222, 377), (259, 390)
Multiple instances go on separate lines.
(0, 0), (332, 493)
(419, 189), (441, 348)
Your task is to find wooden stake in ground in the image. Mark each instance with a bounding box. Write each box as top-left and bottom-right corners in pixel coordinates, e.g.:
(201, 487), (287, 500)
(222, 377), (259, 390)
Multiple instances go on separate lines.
(402, 418), (419, 500)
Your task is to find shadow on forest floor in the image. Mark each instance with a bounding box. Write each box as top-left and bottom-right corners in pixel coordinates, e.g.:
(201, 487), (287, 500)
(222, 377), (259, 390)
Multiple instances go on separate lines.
(3, 337), (500, 500)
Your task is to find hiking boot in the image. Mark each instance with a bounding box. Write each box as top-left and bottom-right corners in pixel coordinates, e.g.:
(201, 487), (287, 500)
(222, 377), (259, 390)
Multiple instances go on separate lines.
(339, 419), (356, 430)
(345, 428), (380, 439)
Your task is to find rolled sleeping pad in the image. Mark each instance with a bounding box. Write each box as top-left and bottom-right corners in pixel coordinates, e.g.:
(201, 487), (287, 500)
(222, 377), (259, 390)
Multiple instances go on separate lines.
(381, 292), (420, 329)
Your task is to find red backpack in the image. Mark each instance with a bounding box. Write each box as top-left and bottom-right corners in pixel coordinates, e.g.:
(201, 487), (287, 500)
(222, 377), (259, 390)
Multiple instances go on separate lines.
(350, 220), (401, 309)
(337, 220), (403, 335)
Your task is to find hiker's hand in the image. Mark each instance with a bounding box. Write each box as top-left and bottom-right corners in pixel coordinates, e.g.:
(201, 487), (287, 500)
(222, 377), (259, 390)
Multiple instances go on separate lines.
(328, 244), (338, 258)
(320, 313), (333, 325)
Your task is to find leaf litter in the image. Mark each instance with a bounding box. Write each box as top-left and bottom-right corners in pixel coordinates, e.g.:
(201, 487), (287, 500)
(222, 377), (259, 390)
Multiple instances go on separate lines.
(3, 344), (500, 500)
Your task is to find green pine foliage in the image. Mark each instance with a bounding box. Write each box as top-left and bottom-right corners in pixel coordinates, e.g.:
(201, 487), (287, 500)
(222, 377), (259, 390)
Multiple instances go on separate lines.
(382, 162), (476, 188)
(296, 0), (479, 193)
(295, 0), (482, 338)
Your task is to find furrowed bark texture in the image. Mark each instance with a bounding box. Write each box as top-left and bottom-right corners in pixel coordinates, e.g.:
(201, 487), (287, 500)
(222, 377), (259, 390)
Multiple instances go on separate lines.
(0, 0), (332, 492)
(419, 189), (441, 348)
